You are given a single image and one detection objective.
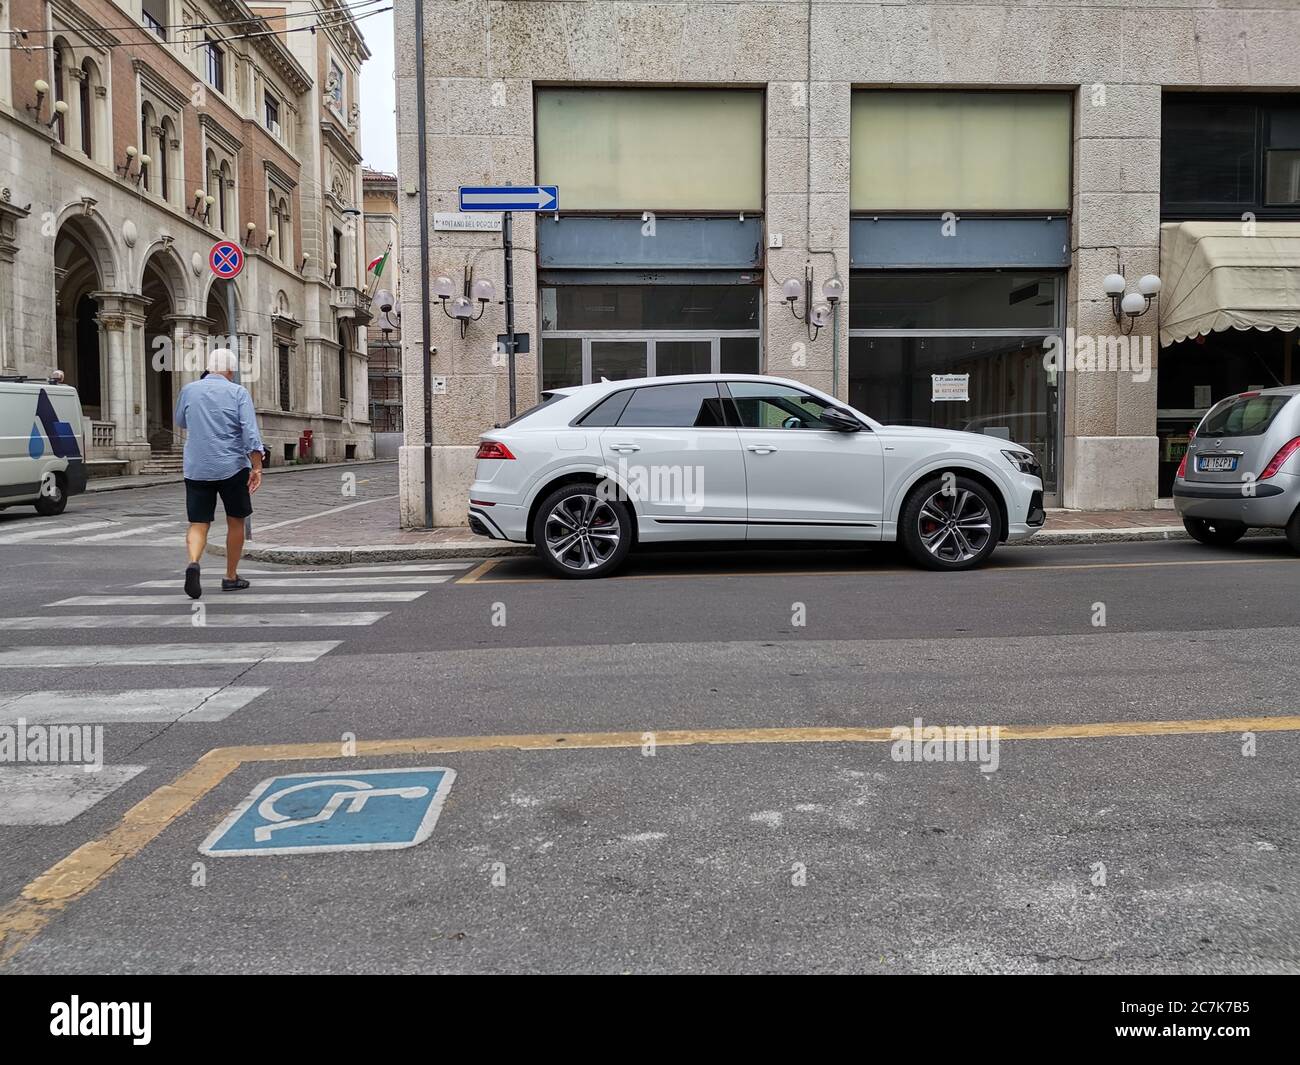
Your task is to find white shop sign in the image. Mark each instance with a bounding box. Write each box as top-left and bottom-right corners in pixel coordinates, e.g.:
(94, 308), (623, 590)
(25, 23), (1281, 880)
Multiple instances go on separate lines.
(931, 374), (970, 402)
(433, 211), (503, 232)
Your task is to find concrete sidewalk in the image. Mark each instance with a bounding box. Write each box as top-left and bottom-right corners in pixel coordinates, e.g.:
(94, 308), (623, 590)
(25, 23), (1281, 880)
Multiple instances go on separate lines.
(87, 457), (396, 493)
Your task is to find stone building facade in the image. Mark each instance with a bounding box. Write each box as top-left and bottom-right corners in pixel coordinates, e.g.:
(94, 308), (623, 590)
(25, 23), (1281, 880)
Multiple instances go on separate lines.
(0, 0), (374, 474)
(394, 0), (1300, 526)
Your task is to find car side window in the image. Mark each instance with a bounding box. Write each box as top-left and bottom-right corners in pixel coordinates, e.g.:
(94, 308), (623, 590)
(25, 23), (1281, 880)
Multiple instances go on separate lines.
(616, 383), (727, 428)
(577, 390), (633, 426)
(725, 382), (836, 430)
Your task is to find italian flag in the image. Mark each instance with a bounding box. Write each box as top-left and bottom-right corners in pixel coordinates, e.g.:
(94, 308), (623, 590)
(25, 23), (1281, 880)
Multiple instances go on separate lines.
(367, 249), (389, 277)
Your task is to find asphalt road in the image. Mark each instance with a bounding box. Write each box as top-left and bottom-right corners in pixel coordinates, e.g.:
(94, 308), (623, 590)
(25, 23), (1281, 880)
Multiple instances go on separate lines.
(1, 489), (1298, 973)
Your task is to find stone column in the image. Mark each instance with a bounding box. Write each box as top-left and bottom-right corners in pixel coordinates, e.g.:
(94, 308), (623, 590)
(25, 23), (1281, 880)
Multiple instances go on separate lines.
(0, 196), (31, 375)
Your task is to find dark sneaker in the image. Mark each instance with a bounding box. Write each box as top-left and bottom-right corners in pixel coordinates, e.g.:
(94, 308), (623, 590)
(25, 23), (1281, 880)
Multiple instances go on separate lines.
(184, 563), (202, 600)
(221, 577), (250, 591)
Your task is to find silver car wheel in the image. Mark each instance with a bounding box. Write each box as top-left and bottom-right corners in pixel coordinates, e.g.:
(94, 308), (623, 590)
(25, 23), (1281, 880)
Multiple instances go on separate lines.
(543, 492), (621, 571)
(917, 489), (992, 564)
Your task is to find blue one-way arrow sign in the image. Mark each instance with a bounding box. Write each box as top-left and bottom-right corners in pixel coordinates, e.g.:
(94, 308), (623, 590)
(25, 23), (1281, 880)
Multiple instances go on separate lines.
(459, 185), (558, 212)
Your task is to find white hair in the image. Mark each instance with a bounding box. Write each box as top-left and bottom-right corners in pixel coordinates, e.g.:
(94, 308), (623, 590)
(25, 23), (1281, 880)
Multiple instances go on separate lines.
(206, 348), (239, 375)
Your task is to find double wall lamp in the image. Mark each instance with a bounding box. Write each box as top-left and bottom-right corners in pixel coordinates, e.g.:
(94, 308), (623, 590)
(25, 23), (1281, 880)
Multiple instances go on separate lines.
(188, 188), (215, 222)
(782, 263), (844, 341)
(116, 146), (152, 185)
(1104, 272), (1162, 335)
(434, 270), (496, 338)
(26, 80), (67, 128)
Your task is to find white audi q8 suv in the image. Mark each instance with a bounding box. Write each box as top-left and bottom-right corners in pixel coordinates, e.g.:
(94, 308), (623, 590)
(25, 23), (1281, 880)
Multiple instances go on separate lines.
(467, 375), (1045, 578)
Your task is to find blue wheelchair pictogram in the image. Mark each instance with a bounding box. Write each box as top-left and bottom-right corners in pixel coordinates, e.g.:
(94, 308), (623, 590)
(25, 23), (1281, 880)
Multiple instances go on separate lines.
(200, 767), (456, 856)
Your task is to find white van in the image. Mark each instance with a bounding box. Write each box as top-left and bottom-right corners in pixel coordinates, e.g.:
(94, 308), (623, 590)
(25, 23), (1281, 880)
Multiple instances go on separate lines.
(0, 376), (89, 516)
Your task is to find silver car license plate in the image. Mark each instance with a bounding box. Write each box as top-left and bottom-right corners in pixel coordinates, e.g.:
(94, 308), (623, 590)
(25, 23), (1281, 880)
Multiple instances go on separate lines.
(1197, 455), (1238, 472)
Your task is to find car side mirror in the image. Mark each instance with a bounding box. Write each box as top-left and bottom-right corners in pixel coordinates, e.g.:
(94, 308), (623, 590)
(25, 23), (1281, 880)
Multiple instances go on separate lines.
(821, 407), (861, 432)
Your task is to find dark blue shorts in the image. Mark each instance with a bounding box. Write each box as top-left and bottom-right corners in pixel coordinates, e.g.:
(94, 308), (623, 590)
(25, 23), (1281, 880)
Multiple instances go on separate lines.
(185, 468), (252, 523)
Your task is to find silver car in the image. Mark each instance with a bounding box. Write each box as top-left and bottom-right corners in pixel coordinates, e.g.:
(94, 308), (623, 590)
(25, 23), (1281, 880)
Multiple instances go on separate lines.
(1173, 385), (1300, 550)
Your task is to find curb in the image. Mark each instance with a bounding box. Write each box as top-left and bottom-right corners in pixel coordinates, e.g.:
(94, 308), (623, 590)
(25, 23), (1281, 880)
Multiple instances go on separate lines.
(87, 458), (397, 494)
(208, 526), (1285, 565)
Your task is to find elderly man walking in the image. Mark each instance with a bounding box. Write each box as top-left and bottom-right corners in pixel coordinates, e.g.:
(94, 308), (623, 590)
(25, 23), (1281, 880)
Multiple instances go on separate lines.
(174, 349), (264, 599)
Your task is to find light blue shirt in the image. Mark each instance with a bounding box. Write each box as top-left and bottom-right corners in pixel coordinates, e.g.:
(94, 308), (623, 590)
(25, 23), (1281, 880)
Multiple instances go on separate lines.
(174, 375), (264, 482)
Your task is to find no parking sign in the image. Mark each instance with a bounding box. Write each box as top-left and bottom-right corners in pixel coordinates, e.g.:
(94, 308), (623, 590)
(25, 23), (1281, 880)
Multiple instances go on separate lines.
(208, 239), (244, 279)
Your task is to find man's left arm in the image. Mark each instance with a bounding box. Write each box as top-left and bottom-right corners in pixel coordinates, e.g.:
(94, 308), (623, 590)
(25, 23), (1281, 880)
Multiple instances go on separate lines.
(238, 388), (265, 492)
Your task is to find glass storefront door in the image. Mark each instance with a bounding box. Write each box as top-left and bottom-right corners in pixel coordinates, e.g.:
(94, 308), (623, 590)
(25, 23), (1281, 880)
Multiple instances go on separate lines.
(849, 271), (1065, 498)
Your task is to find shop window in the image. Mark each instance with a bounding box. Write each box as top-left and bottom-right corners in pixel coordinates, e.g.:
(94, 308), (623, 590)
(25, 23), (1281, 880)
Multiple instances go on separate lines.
(720, 337), (761, 374)
(1162, 94), (1300, 218)
(542, 285), (759, 332)
(849, 272), (1059, 331)
(536, 88), (762, 210)
(591, 341), (646, 382)
(541, 338), (582, 391)
(850, 92), (1071, 211)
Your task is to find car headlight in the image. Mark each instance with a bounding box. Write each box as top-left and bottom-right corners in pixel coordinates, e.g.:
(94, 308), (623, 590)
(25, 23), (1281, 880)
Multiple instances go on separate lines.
(1001, 449), (1042, 477)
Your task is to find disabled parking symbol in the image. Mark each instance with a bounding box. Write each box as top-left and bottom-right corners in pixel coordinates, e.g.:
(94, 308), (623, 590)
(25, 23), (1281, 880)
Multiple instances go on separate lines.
(200, 767), (456, 856)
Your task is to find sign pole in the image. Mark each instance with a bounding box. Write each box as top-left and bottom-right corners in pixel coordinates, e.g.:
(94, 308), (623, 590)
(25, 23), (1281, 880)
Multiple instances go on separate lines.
(503, 210), (516, 419)
(225, 277), (252, 542)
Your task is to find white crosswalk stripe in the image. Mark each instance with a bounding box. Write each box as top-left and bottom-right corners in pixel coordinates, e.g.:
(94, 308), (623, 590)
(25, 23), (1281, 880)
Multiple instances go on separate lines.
(0, 641), (340, 668)
(134, 575), (449, 588)
(72, 521), (179, 543)
(50, 591), (428, 605)
(0, 766), (147, 826)
(0, 611), (388, 629)
(0, 687), (268, 724)
(0, 520), (116, 544)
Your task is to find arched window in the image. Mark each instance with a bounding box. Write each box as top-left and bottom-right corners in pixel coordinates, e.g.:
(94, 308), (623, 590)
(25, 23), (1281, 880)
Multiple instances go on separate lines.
(51, 40), (69, 144)
(79, 58), (94, 157)
(218, 160), (231, 233)
(139, 103), (155, 192)
(158, 117), (174, 202)
(276, 195), (290, 263)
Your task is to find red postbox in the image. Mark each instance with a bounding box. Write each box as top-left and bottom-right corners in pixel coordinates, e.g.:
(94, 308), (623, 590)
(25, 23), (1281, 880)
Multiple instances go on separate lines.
(298, 429), (313, 459)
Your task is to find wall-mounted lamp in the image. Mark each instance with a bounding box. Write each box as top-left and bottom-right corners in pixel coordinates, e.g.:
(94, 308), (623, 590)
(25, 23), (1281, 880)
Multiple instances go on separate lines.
(26, 79), (49, 120)
(433, 270), (495, 338)
(1103, 272), (1161, 335)
(782, 263), (842, 342)
(244, 221), (257, 246)
(47, 99), (69, 130)
(262, 229), (276, 253)
(300, 253), (310, 272)
(116, 145), (139, 179)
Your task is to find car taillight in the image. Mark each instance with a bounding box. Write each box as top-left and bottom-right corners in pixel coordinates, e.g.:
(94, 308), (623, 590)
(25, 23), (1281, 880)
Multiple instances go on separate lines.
(1176, 427), (1194, 479)
(1259, 436), (1300, 480)
(475, 440), (515, 460)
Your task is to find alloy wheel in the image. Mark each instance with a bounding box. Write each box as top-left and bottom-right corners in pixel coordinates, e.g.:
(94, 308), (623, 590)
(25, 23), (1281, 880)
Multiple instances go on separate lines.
(917, 489), (992, 564)
(543, 492), (621, 572)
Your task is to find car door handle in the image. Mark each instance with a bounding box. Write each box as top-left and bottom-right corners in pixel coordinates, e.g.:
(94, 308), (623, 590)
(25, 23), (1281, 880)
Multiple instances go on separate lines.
(746, 445), (777, 454)
(609, 443), (640, 453)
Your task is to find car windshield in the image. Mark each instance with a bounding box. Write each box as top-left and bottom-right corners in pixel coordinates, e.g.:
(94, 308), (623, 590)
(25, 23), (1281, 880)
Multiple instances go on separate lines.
(1198, 394), (1292, 437)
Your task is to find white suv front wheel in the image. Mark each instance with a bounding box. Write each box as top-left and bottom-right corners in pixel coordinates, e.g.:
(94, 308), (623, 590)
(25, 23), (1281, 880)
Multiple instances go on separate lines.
(899, 475), (1001, 571)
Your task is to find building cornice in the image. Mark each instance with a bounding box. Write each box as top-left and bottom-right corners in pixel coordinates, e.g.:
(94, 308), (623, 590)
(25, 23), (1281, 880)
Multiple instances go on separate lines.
(208, 0), (313, 97)
(264, 159), (298, 192)
(320, 119), (363, 168)
(132, 59), (190, 113)
(199, 114), (243, 156)
(49, 0), (121, 51)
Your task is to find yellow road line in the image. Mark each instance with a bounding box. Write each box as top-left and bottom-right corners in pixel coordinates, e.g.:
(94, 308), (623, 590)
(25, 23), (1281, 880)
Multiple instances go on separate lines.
(5, 712), (1300, 965)
(456, 554), (1300, 585)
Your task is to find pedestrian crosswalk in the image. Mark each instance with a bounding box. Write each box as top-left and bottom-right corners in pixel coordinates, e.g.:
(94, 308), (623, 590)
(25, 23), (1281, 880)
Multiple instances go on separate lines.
(0, 517), (176, 547)
(0, 559), (475, 824)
